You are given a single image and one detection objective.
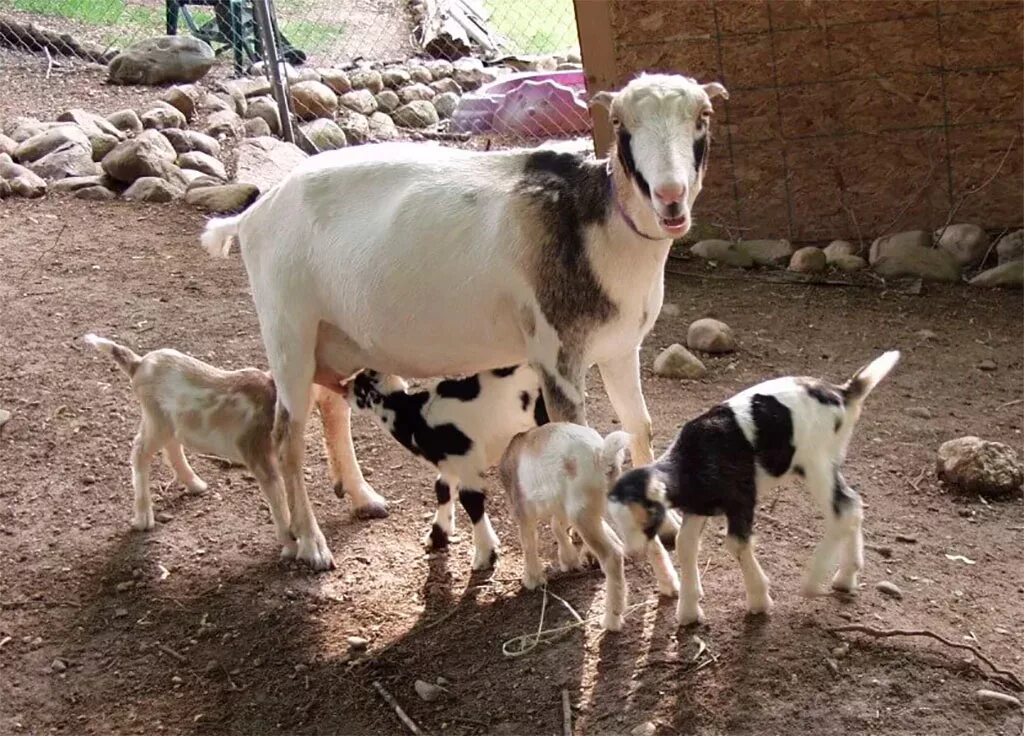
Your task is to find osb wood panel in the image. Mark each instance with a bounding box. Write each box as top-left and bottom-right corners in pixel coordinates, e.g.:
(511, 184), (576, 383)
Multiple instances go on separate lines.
(607, 0), (1024, 243)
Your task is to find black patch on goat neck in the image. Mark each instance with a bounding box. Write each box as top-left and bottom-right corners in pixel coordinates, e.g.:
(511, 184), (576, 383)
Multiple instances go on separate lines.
(371, 389), (474, 466)
(540, 368), (581, 423)
(608, 468), (666, 541)
(616, 128), (651, 199)
(492, 365), (518, 378)
(693, 132), (708, 172)
(518, 150), (617, 353)
(533, 390), (550, 426)
(435, 374), (481, 401)
(750, 394), (796, 477)
(798, 378), (844, 407)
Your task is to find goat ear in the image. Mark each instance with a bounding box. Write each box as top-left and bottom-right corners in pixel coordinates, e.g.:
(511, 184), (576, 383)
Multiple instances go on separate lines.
(589, 91), (616, 111)
(703, 82), (729, 100)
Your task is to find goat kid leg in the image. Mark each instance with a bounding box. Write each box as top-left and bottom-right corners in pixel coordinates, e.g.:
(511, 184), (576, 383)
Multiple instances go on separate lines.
(675, 514), (707, 625)
(575, 512), (627, 631)
(801, 464), (850, 596)
(424, 476), (456, 550)
(248, 456), (296, 558)
(458, 488), (499, 570)
(129, 420), (166, 531)
(317, 388), (388, 519)
(831, 472), (864, 593)
(724, 533), (772, 615)
(551, 513), (581, 571)
(646, 536), (680, 597)
(163, 439), (208, 494)
(518, 514), (545, 590)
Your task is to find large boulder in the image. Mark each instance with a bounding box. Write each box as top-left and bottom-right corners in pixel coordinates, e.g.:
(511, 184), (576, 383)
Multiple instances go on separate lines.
(937, 437), (1023, 499)
(17, 128), (97, 180)
(243, 118), (272, 138)
(393, 100), (439, 128)
(161, 128), (221, 158)
(245, 96), (281, 136)
(872, 243), (961, 282)
(969, 261), (1023, 289)
(14, 125), (90, 162)
(161, 84), (203, 121)
(433, 91), (459, 120)
(690, 239), (753, 268)
(687, 318), (736, 354)
(823, 240), (858, 263)
(0, 134), (17, 157)
(375, 90), (401, 114)
(141, 102), (188, 131)
(339, 89), (378, 116)
(935, 224), (989, 267)
(177, 151), (226, 180)
(106, 109), (143, 135)
(290, 81), (338, 120)
(55, 109), (124, 140)
(399, 83), (436, 103)
(234, 136), (307, 193)
(108, 36), (215, 85)
(452, 57), (496, 91)
(4, 117), (52, 143)
(320, 68), (352, 94)
(349, 69), (383, 93)
(89, 133), (120, 162)
(653, 344), (706, 379)
(101, 129), (177, 183)
(869, 230), (931, 264)
(430, 77), (463, 96)
(788, 246), (826, 274)
(368, 112), (397, 141)
(0, 156), (47, 198)
(381, 66), (412, 89)
(336, 111), (370, 145)
(996, 229), (1023, 265)
(735, 239), (793, 266)
(185, 183), (259, 213)
(122, 176), (182, 203)
(832, 254), (867, 272)
(204, 110), (243, 139)
(300, 118), (347, 152)
(49, 175), (104, 193)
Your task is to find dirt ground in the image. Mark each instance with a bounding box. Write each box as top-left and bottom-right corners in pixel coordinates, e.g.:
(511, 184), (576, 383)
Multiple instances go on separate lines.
(0, 197), (1022, 736)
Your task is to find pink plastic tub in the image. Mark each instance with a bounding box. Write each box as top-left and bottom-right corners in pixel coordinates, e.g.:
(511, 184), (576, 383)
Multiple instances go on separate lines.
(450, 70), (592, 138)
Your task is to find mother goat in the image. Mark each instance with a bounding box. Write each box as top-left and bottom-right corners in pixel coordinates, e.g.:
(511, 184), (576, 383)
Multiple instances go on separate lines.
(201, 73), (728, 570)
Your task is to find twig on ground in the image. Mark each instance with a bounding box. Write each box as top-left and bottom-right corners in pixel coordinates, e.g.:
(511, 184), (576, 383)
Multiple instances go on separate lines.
(17, 223), (67, 281)
(997, 399), (1023, 410)
(373, 680), (427, 736)
(907, 466), (928, 492)
(562, 688), (572, 736)
(830, 624), (1023, 691)
(44, 46), (53, 79)
(157, 643), (187, 663)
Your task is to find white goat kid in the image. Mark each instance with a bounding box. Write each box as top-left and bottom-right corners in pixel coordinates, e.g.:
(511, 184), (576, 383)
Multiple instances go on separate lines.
(344, 366), (547, 569)
(608, 352), (901, 626)
(201, 73), (728, 570)
(500, 423), (680, 632)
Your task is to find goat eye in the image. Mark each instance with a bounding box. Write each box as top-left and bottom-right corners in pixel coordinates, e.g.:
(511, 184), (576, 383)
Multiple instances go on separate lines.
(609, 115), (620, 127)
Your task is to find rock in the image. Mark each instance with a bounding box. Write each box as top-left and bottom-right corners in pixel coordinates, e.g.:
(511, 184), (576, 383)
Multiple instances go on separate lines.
(234, 137), (307, 193)
(4, 117), (55, 143)
(26, 142), (98, 180)
(935, 223), (989, 267)
(320, 68), (352, 94)
(75, 185), (117, 201)
(181, 170), (216, 187)
(382, 67), (412, 89)
(430, 77), (462, 95)
(160, 84), (201, 121)
(55, 109), (124, 140)
(346, 636), (368, 651)
(433, 92), (459, 120)
(204, 110), (243, 139)
(106, 109), (143, 134)
(0, 157), (47, 198)
(975, 689), (1022, 709)
(393, 100), (439, 128)
(50, 658), (67, 673)
(367, 112), (397, 141)
(452, 57), (496, 91)
(161, 129), (221, 158)
(872, 244), (961, 282)
(832, 254), (867, 272)
(108, 36), (215, 85)
(89, 133), (120, 162)
(177, 151), (226, 180)
(141, 102), (188, 131)
(869, 230), (931, 264)
(0, 133), (17, 157)
(823, 239), (858, 263)
(398, 83), (436, 103)
(414, 679), (445, 702)
(221, 77), (270, 98)
(0, 408), (10, 430)
(424, 59), (453, 78)
(661, 302), (681, 317)
(915, 329), (938, 340)
(300, 119), (347, 152)
(788, 246), (826, 273)
(690, 239), (754, 268)
(245, 96), (281, 136)
(937, 437), (1023, 499)
(14, 125), (90, 163)
(905, 406), (933, 419)
(875, 580), (902, 599)
(199, 93), (233, 114)
(977, 359), (997, 371)
(243, 118), (272, 138)
(348, 69), (384, 94)
(969, 261), (1023, 289)
(338, 89), (377, 116)
(995, 229), (1023, 265)
(375, 90), (401, 114)
(653, 344), (706, 379)
(101, 129), (177, 183)
(687, 318), (736, 354)
(155, 511), (174, 523)
(290, 81), (338, 121)
(735, 238), (793, 266)
(185, 183), (259, 213)
(409, 66), (432, 84)
(123, 176), (182, 202)
(630, 723), (657, 736)
(50, 175), (103, 193)
(337, 111), (371, 145)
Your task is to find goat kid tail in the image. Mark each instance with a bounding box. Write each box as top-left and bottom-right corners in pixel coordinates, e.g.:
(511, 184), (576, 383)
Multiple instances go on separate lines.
(843, 350), (901, 404)
(200, 214), (242, 258)
(83, 334), (142, 377)
(599, 430), (633, 477)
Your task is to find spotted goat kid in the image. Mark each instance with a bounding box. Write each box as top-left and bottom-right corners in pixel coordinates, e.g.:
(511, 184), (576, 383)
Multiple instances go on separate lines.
(344, 365), (548, 570)
(607, 351), (901, 626)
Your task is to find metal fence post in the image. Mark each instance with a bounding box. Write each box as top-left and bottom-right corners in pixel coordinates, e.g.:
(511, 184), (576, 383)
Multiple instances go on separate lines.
(251, 0), (295, 143)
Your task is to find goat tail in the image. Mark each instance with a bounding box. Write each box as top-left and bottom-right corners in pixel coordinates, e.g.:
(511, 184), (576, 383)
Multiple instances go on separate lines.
(83, 333), (142, 377)
(600, 430), (633, 476)
(842, 350), (901, 404)
(200, 214), (242, 258)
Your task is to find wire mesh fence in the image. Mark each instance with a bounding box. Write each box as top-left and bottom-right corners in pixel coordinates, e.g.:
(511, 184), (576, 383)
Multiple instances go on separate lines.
(0, 0), (593, 153)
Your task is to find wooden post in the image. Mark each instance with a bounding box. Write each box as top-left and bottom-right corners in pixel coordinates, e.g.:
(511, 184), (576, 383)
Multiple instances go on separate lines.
(573, 0), (617, 157)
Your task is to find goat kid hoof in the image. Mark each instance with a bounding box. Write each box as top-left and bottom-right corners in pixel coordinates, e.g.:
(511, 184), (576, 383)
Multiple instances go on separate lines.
(676, 606), (705, 627)
(602, 612), (624, 632)
(747, 595), (774, 616)
(280, 540), (298, 559)
(522, 572), (546, 591)
(131, 512), (155, 531)
(472, 548), (499, 571)
(185, 479), (209, 495)
(424, 524), (451, 550)
(658, 579), (681, 598)
(296, 536), (335, 571)
(831, 571), (860, 593)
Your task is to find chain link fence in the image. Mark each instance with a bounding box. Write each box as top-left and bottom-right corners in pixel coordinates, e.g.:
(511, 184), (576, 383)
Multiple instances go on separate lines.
(0, 0), (592, 152)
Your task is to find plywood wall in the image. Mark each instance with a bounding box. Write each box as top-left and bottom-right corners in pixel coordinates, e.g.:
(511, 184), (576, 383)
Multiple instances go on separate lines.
(578, 0), (1023, 243)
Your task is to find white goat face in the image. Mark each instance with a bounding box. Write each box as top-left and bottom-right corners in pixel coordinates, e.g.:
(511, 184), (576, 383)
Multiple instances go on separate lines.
(594, 74), (729, 239)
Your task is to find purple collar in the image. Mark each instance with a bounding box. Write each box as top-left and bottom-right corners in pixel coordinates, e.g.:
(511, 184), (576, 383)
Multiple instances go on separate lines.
(609, 174), (666, 242)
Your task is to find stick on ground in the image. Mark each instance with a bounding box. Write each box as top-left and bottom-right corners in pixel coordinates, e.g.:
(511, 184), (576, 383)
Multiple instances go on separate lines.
(562, 688), (572, 736)
(373, 680), (427, 736)
(830, 624), (1023, 691)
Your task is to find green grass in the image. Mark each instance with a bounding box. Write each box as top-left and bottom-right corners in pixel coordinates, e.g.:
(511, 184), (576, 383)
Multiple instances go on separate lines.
(483, 0), (577, 55)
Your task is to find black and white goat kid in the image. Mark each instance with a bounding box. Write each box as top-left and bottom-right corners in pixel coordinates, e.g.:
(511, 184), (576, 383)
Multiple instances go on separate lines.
(345, 366), (548, 570)
(608, 352), (900, 625)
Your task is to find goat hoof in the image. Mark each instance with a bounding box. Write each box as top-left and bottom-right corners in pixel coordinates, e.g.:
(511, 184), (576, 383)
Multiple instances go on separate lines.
(296, 534), (335, 572)
(424, 524), (450, 550)
(658, 579), (681, 598)
(676, 605), (705, 627)
(522, 572), (546, 590)
(800, 581), (826, 598)
(747, 594), (773, 616)
(352, 500), (389, 520)
(185, 478), (209, 495)
(602, 612), (624, 632)
(332, 481), (346, 499)
(472, 548), (498, 571)
(831, 570), (859, 593)
(131, 512), (155, 531)
(280, 541), (298, 559)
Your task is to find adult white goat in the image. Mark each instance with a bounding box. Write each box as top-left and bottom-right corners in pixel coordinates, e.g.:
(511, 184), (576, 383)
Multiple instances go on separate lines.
(201, 73), (728, 570)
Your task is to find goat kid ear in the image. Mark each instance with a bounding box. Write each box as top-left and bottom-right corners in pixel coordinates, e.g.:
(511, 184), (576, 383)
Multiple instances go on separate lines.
(702, 82), (729, 101)
(589, 90), (616, 111)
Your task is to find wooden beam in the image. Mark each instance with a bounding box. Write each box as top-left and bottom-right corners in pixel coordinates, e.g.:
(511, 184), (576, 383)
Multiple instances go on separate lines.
(572, 0), (617, 157)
